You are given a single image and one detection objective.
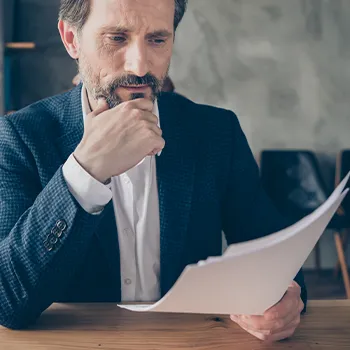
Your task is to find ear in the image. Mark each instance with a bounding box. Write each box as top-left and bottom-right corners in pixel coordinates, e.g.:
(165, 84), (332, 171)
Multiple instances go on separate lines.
(58, 20), (80, 59)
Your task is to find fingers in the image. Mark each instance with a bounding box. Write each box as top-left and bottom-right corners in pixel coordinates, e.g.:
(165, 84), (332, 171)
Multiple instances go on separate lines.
(122, 98), (154, 112)
(265, 323), (299, 342)
(231, 315), (273, 340)
(138, 111), (159, 125)
(230, 284), (303, 343)
(89, 99), (110, 118)
(139, 120), (165, 155)
(231, 314), (300, 342)
(141, 121), (163, 137)
(231, 295), (302, 334)
(88, 98), (154, 122)
(264, 283), (302, 322)
(148, 147), (163, 156)
(231, 315), (272, 333)
(247, 324), (297, 342)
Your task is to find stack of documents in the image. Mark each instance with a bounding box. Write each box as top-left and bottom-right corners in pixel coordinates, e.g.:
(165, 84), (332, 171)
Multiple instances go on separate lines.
(119, 172), (350, 315)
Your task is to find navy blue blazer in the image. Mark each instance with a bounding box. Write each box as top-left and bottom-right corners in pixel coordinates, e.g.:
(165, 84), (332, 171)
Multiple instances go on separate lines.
(0, 85), (306, 329)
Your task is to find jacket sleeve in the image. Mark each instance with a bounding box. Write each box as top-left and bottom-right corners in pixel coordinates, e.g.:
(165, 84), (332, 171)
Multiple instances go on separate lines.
(0, 117), (105, 329)
(222, 112), (307, 311)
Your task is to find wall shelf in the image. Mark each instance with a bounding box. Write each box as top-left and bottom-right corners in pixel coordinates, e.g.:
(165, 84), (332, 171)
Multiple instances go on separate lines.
(5, 42), (36, 50)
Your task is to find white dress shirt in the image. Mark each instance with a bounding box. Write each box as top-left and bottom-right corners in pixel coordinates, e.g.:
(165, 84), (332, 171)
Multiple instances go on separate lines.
(62, 86), (161, 302)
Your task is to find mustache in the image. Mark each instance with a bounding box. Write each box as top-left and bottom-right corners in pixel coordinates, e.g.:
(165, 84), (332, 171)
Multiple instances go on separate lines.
(108, 74), (162, 91)
(92, 73), (165, 108)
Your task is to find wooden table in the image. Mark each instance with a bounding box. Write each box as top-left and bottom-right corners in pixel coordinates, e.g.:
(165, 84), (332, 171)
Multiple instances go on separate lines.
(1, 300), (350, 349)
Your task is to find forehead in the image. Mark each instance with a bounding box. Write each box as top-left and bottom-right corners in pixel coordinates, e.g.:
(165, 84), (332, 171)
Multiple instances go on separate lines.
(88, 0), (175, 31)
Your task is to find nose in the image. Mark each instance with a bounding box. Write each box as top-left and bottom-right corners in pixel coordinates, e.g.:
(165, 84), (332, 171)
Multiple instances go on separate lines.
(124, 40), (149, 77)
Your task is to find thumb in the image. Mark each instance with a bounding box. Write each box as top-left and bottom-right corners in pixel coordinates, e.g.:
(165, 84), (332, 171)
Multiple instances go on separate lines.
(89, 98), (109, 119)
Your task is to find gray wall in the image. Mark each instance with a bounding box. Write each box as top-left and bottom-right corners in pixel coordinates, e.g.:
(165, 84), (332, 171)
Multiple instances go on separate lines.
(12, 0), (350, 268)
(172, 0), (350, 156)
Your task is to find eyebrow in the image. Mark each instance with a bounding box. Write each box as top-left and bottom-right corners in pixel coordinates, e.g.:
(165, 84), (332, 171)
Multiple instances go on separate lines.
(146, 30), (172, 38)
(100, 25), (172, 38)
(100, 25), (131, 33)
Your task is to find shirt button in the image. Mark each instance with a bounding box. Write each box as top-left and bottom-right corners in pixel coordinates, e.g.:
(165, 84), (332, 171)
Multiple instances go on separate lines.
(123, 177), (130, 185)
(124, 278), (132, 285)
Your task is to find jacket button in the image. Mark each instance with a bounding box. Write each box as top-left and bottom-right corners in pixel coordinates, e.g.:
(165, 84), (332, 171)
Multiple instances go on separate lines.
(48, 234), (58, 245)
(56, 220), (67, 232)
(51, 226), (61, 237)
(44, 239), (54, 252)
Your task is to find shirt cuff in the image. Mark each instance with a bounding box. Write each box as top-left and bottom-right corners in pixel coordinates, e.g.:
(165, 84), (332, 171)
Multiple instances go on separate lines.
(62, 154), (113, 215)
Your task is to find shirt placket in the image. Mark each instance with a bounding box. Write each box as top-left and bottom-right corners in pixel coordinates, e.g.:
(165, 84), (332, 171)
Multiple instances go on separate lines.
(119, 172), (137, 301)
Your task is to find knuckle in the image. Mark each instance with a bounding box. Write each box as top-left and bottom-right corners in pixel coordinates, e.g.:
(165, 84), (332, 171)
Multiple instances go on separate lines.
(271, 311), (280, 320)
(275, 319), (285, 330)
(230, 315), (237, 322)
(123, 100), (135, 109)
(265, 329), (273, 336)
(120, 102), (130, 113)
(140, 120), (149, 129)
(260, 333), (270, 341)
(253, 322), (264, 331)
(148, 131), (155, 139)
(133, 109), (144, 120)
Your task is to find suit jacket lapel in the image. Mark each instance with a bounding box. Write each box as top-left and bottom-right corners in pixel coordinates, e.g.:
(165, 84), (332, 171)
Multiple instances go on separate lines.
(55, 85), (121, 295)
(54, 85), (84, 163)
(95, 200), (121, 298)
(157, 94), (197, 296)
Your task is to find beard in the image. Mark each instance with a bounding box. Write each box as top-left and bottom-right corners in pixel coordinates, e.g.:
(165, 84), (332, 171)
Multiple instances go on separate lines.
(78, 54), (168, 108)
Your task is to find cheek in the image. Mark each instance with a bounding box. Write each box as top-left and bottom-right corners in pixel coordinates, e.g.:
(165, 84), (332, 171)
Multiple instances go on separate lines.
(148, 47), (172, 75)
(97, 50), (125, 84)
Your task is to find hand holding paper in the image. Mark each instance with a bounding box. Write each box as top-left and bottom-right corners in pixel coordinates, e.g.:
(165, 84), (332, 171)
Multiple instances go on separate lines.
(231, 281), (304, 342)
(118, 172), (350, 316)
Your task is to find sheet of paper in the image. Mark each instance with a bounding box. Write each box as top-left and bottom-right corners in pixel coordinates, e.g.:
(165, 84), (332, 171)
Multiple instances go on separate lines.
(118, 172), (350, 315)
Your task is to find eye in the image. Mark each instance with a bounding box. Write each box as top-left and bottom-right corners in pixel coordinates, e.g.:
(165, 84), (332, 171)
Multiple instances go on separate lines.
(110, 36), (126, 43)
(149, 38), (166, 46)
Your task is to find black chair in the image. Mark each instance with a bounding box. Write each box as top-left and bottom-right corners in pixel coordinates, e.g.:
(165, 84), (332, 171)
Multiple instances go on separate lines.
(337, 150), (350, 210)
(259, 150), (350, 298)
(333, 150), (350, 286)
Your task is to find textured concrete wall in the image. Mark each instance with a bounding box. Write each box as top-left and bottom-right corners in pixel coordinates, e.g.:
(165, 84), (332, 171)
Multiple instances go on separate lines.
(13, 0), (350, 268)
(171, 0), (350, 157)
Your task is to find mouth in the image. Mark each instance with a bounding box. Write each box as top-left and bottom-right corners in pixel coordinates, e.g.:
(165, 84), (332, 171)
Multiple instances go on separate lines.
(119, 85), (151, 93)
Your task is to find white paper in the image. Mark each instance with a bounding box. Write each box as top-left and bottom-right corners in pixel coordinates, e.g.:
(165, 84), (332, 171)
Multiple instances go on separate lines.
(118, 172), (350, 315)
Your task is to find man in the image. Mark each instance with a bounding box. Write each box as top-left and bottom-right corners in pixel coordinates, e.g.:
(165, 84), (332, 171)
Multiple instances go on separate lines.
(0, 0), (306, 341)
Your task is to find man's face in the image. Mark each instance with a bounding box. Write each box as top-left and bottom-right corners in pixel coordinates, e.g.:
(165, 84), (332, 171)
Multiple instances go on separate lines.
(77, 0), (175, 107)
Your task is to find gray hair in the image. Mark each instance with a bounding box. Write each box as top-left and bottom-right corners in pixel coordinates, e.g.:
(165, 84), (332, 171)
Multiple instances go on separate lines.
(59, 0), (188, 32)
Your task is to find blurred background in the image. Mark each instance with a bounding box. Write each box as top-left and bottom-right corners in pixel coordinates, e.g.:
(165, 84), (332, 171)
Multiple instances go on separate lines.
(1, 0), (350, 300)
